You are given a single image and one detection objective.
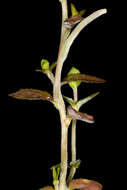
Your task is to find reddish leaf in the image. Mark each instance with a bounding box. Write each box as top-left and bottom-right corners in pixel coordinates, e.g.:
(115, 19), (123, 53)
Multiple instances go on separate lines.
(69, 179), (103, 190)
(64, 15), (84, 29)
(9, 89), (53, 102)
(67, 106), (94, 123)
(63, 74), (106, 84)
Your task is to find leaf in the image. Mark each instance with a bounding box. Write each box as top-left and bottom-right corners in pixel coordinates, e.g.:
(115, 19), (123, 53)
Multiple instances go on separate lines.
(63, 74), (106, 84)
(69, 159), (81, 168)
(69, 179), (103, 190)
(76, 92), (100, 110)
(49, 61), (57, 71)
(50, 163), (61, 184)
(67, 67), (81, 89)
(41, 59), (50, 70)
(71, 3), (86, 17)
(79, 9), (86, 16)
(64, 15), (83, 29)
(50, 163), (61, 170)
(9, 89), (53, 102)
(39, 186), (54, 190)
(63, 96), (76, 107)
(71, 3), (79, 16)
(67, 106), (94, 123)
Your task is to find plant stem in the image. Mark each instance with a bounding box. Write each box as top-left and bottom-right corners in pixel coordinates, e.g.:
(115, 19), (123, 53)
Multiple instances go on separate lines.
(59, 114), (68, 190)
(53, 0), (69, 105)
(53, 1), (69, 190)
(67, 88), (78, 184)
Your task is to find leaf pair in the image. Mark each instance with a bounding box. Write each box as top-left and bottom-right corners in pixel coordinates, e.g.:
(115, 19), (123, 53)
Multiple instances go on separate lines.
(50, 164), (61, 185)
(64, 92), (100, 124)
(71, 3), (86, 17)
(41, 59), (50, 70)
(64, 92), (100, 110)
(69, 178), (103, 190)
(41, 59), (57, 71)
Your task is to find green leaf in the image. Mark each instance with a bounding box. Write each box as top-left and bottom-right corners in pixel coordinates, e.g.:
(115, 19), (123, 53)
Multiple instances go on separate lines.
(76, 92), (100, 110)
(67, 106), (94, 123)
(71, 3), (86, 17)
(9, 89), (53, 102)
(79, 9), (86, 16)
(67, 67), (81, 89)
(69, 159), (81, 168)
(71, 3), (79, 16)
(63, 74), (106, 84)
(69, 179), (103, 190)
(63, 96), (76, 107)
(41, 59), (50, 70)
(49, 61), (57, 71)
(50, 163), (61, 183)
(52, 167), (57, 180)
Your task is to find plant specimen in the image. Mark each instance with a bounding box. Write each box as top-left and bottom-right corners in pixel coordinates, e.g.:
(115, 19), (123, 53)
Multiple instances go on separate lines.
(9, 1), (107, 190)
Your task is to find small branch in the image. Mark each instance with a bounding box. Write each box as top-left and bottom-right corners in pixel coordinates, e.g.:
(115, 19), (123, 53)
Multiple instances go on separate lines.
(45, 70), (55, 85)
(67, 88), (78, 185)
(57, 9), (107, 70)
(36, 69), (55, 85)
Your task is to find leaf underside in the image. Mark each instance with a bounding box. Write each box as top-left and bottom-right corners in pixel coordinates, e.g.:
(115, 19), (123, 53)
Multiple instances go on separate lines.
(9, 89), (53, 102)
(69, 178), (103, 190)
(63, 74), (106, 84)
(67, 106), (94, 123)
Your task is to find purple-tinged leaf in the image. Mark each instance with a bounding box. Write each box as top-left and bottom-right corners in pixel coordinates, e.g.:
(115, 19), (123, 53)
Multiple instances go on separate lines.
(64, 15), (84, 29)
(9, 89), (53, 102)
(63, 74), (106, 84)
(69, 179), (103, 190)
(67, 106), (94, 123)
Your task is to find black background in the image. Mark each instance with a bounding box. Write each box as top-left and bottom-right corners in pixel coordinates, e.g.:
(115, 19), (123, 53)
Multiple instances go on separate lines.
(7, 0), (118, 190)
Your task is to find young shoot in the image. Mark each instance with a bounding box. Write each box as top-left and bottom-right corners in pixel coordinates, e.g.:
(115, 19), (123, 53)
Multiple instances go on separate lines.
(9, 1), (107, 190)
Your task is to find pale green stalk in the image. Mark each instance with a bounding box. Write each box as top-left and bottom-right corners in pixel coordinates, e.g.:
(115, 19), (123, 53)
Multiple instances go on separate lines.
(53, 2), (107, 190)
(67, 88), (78, 185)
(55, 9), (107, 76)
(53, 1), (69, 190)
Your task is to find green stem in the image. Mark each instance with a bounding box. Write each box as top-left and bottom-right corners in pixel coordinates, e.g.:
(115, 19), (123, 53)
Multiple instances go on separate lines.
(67, 88), (78, 185)
(59, 114), (68, 190)
(53, 1), (69, 190)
